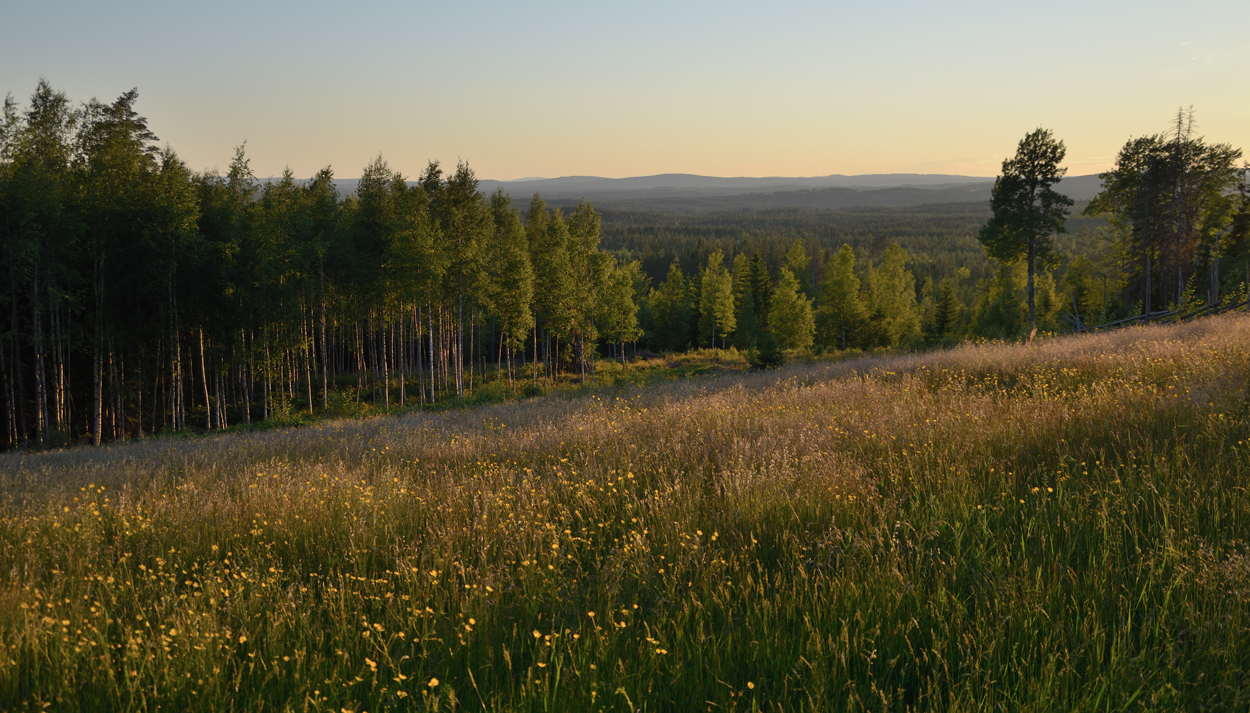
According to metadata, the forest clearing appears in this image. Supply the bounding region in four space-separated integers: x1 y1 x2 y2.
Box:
1 312 1248 711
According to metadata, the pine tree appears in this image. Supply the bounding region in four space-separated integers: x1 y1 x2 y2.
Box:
1085 113 1242 314
979 128 1073 327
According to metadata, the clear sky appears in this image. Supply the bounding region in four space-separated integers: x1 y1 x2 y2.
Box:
2 0 1247 180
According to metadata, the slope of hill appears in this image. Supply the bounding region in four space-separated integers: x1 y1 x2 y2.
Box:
2 314 1248 710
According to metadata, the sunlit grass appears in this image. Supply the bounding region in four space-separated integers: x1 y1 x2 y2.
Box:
2 314 1249 710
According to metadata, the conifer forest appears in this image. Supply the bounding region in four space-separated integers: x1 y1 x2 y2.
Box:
2 83 1247 450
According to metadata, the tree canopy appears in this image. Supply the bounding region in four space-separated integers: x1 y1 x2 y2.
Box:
978 128 1074 326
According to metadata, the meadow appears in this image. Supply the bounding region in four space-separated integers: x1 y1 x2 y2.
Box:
2 314 1249 712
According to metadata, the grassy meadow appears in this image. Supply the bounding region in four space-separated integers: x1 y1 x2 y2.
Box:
2 315 1250 711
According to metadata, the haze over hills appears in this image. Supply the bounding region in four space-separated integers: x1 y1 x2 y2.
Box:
317 173 1104 213
477 173 998 193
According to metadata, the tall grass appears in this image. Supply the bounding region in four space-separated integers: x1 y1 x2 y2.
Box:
2 314 1249 711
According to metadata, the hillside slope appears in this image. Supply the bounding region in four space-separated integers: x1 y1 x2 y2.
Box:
2 314 1248 710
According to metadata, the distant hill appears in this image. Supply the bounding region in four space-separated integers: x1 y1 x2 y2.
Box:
283 172 1104 213
477 172 997 194
478 173 1106 214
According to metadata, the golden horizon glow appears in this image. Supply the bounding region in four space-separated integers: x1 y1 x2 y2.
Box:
3 1 1247 182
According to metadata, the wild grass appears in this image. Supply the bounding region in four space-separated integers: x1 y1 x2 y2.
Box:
2 314 1249 711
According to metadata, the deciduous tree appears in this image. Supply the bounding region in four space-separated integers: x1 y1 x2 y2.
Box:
768 267 814 351
815 244 864 351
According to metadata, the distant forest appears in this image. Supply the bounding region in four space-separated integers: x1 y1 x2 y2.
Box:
2 82 1248 449
597 203 1108 310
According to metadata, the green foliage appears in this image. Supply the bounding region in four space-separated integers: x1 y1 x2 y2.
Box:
973 262 1025 337
487 191 534 355
767 267 814 352
746 328 784 370
597 258 643 351
973 261 1063 337
698 249 735 348
979 127 1074 326
6 81 1249 453
865 244 921 348
746 251 773 324
645 262 696 352
1061 253 1112 327
732 276 761 352
932 278 962 338
1085 111 1244 312
815 244 865 351
530 202 576 340
567 200 607 359
783 238 814 300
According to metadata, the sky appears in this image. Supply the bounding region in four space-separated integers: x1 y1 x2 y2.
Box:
2 0 1248 181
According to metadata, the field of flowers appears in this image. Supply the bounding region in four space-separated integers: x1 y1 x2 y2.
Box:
2 314 1250 711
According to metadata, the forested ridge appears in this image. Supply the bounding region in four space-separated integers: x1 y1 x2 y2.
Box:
2 83 1247 450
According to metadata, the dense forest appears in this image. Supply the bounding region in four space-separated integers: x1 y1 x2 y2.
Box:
597 203 1109 341
0 81 644 449
2 82 1248 449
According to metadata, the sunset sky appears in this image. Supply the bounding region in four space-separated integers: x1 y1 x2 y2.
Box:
3 0 1247 180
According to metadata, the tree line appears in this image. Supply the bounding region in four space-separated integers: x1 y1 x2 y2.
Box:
0 81 642 449
615 112 1249 350
979 114 1249 332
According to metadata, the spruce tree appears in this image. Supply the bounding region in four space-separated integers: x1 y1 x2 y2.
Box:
747 252 773 325
731 253 759 350
932 278 962 338
648 262 694 352
733 281 760 351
